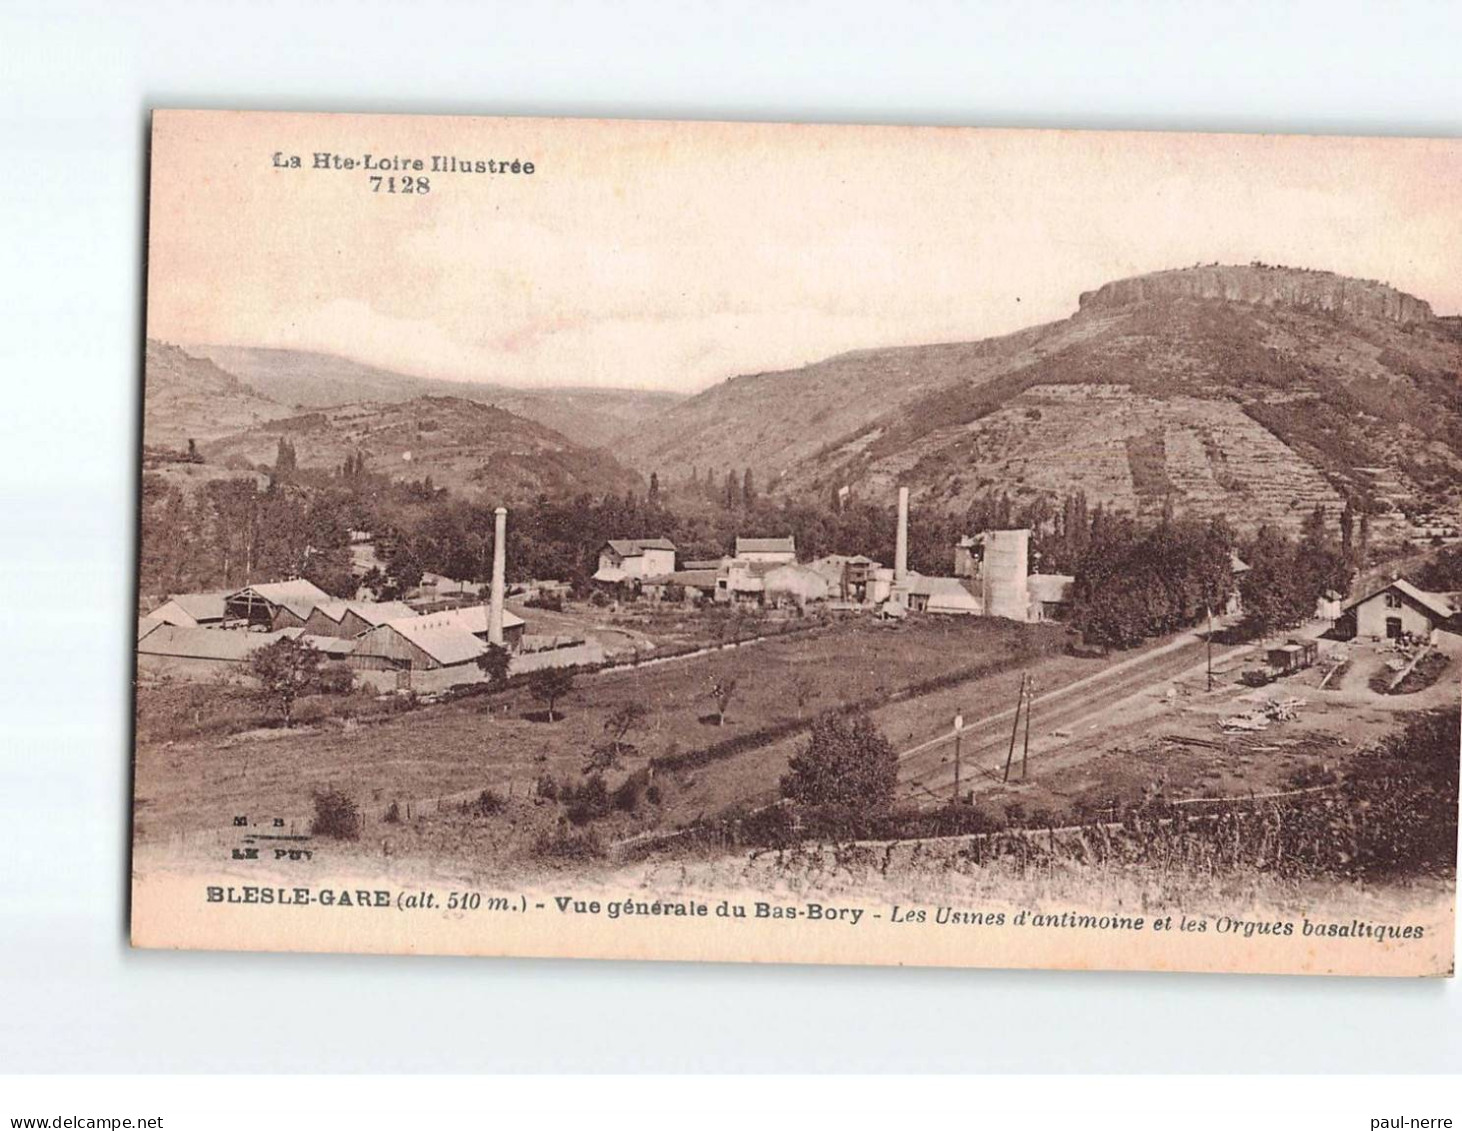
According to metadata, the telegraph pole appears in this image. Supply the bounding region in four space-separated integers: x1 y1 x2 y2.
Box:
1021 676 1034 780
1207 605 1214 692
952 710 964 805
1002 673 1026 783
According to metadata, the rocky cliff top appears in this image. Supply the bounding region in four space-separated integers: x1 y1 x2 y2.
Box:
1078 264 1434 324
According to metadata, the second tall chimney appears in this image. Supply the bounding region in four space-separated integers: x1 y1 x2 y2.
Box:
895 487 909 582
488 506 507 646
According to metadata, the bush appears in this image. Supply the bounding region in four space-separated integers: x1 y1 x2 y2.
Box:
781 712 897 813
611 774 647 813
535 773 559 801
533 824 605 861
383 800 401 824
564 774 611 825
310 788 361 840
469 788 505 817
315 663 355 695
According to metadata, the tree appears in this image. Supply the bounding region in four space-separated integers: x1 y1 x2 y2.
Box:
648 471 661 505
706 674 739 726
781 712 897 812
273 436 297 477
742 467 756 507
475 643 511 689
528 667 575 721
249 636 324 727
588 701 649 772
790 672 819 719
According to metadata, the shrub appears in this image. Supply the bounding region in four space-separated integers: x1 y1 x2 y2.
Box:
469 788 505 817
383 800 401 824
533 824 605 861
310 788 361 840
781 712 897 813
565 774 611 826
319 665 356 696
611 775 645 813
535 773 559 801
251 636 325 727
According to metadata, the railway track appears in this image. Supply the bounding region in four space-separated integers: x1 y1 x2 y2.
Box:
898 633 1252 804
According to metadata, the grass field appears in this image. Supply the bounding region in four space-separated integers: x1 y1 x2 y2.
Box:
133 614 1067 862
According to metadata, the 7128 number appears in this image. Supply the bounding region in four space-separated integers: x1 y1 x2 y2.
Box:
370 175 430 194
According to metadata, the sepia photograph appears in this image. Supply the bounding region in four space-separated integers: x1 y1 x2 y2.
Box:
130 109 1460 976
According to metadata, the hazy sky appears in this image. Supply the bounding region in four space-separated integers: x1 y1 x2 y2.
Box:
148 111 1462 394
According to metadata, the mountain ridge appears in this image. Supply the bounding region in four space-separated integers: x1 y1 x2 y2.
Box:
623 265 1462 535
185 342 682 449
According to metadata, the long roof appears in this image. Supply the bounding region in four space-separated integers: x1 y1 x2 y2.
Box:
904 574 973 598
379 615 486 667
229 579 331 617
736 536 796 554
436 605 526 634
605 538 676 555
137 625 284 662
158 590 230 621
310 599 418 627
1028 573 1076 602
1344 577 1455 620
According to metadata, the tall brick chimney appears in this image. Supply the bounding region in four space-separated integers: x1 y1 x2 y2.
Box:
895 487 909 582
488 506 507 646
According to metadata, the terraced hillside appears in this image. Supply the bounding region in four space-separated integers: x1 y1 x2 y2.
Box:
633 265 1462 534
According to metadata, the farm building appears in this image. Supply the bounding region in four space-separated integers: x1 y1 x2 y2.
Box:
808 555 882 602
763 563 832 609
650 569 720 603
302 600 417 639
1027 574 1075 621
439 603 526 648
594 538 677 584
137 625 356 680
353 615 485 672
145 589 231 628
734 536 797 564
225 579 332 629
715 559 777 605
952 535 981 579
353 605 526 672
903 575 982 615
1341 579 1455 642
137 625 283 679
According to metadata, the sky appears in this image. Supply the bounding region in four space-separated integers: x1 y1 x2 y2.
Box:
147 111 1462 394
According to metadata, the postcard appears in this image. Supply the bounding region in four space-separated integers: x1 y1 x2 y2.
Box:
132 109 1460 974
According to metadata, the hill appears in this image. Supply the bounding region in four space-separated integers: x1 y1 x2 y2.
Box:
186 343 681 449
142 340 292 449
201 395 644 502
627 265 1462 534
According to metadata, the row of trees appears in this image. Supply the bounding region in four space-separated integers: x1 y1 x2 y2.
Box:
139 474 357 599
1067 503 1359 651
373 491 968 593
1070 515 1235 651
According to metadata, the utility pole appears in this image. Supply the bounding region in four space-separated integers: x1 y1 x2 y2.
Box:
1207 605 1214 692
952 710 964 806
1002 673 1026 784
1021 676 1034 780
